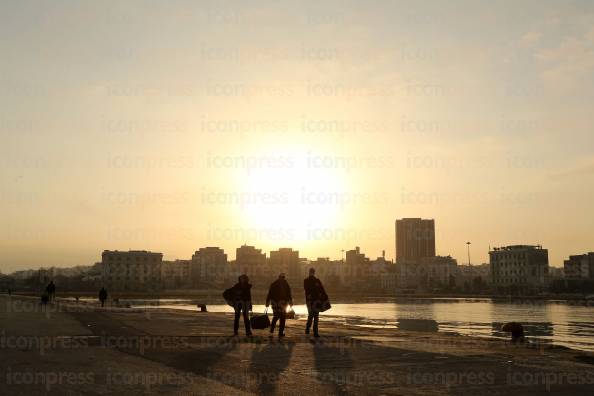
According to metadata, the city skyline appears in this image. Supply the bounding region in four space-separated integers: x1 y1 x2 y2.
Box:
2 225 580 274
0 210 588 273
3 1 594 272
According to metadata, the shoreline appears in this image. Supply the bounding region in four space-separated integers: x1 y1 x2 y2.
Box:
6 290 594 304
2 295 594 395
4 294 594 354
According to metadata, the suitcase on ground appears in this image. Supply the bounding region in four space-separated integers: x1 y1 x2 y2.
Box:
250 309 271 329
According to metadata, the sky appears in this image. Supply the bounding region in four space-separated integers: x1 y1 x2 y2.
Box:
1 0 594 272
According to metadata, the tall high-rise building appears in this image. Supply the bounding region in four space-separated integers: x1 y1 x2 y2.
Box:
395 218 436 261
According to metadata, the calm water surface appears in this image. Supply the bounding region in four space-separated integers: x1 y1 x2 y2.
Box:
125 298 594 352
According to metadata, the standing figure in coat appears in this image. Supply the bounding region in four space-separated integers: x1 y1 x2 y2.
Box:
266 273 292 337
46 281 56 302
98 287 108 307
231 274 253 336
304 267 327 337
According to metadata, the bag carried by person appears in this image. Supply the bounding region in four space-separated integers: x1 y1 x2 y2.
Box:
250 308 271 330
318 298 331 313
222 287 235 307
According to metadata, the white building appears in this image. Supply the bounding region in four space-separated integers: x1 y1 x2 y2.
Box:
490 245 549 291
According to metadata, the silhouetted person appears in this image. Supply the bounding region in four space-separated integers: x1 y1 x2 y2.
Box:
46 281 55 301
304 267 327 337
266 273 292 337
98 287 108 307
503 322 525 343
229 274 253 336
7 288 11 296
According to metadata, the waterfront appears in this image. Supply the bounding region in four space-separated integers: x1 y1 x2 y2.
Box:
125 298 594 352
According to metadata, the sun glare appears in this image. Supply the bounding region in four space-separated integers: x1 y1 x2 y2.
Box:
236 144 347 243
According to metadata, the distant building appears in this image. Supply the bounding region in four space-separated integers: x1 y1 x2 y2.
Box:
380 272 399 291
346 246 367 266
309 257 343 288
236 245 267 280
298 257 311 278
10 269 37 280
344 246 370 289
269 248 300 286
369 253 394 291
191 247 228 287
395 218 435 261
83 263 104 282
456 263 491 283
547 266 564 282
38 266 93 284
398 255 457 290
101 250 163 291
564 253 594 280
369 254 391 275
489 245 549 291
161 260 192 289
39 268 56 284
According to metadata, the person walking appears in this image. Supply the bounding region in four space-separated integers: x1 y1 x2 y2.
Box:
304 267 327 337
46 281 56 302
228 274 253 336
266 273 292 337
98 287 108 307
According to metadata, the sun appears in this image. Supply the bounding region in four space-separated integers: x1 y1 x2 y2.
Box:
235 144 347 243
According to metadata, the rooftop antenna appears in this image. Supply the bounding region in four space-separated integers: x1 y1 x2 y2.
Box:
466 241 471 266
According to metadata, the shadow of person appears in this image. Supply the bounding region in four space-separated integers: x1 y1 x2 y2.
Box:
181 336 243 377
249 339 295 395
312 339 354 395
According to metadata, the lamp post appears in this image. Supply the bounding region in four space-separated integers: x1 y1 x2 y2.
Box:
466 241 471 266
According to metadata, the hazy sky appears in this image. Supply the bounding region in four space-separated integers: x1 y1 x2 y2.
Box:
1 0 594 272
